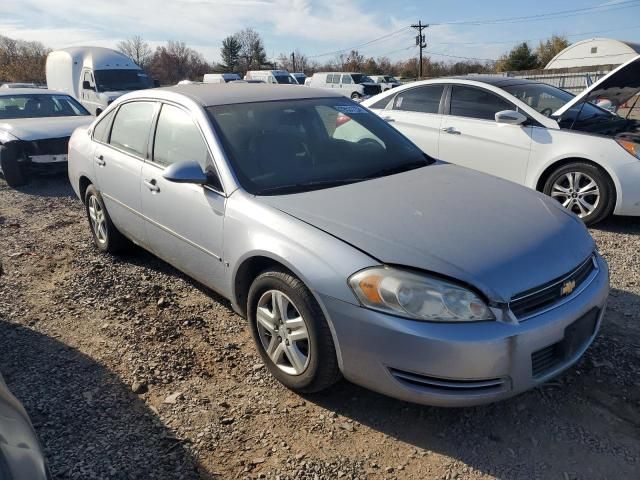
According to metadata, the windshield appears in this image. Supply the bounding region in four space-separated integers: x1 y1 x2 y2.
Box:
351 74 373 84
503 83 615 122
93 69 152 92
384 76 398 83
274 75 297 85
208 98 432 195
0 94 90 119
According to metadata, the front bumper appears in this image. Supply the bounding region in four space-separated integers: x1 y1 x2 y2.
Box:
613 158 640 216
321 254 609 407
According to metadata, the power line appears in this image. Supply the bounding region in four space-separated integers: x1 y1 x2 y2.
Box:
429 0 640 26
411 21 428 78
423 50 498 62
307 26 412 59
432 24 640 46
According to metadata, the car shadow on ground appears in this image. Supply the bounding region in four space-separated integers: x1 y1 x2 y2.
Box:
0 318 207 480
593 214 640 236
304 288 640 478
10 172 76 199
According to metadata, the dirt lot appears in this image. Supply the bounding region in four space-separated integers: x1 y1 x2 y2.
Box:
0 173 638 480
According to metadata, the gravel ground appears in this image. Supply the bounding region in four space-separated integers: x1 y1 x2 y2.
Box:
0 173 638 480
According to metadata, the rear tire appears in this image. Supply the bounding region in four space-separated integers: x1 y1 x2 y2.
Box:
84 184 130 253
247 268 341 394
0 144 28 187
543 162 615 226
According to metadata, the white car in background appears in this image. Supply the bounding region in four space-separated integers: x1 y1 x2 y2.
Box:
369 75 402 91
0 89 92 187
363 55 640 225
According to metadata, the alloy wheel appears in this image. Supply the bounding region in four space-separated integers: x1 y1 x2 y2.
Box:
88 195 108 244
550 171 600 218
256 290 310 376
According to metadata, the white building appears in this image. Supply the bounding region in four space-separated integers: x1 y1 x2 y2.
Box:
546 37 640 69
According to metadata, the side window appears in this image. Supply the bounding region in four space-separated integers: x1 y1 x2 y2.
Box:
450 85 514 120
92 109 115 143
109 101 155 157
331 74 340 84
393 85 444 114
368 96 393 110
341 75 353 85
83 71 94 87
153 104 211 169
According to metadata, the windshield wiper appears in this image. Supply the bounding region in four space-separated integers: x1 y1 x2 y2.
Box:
255 178 365 195
364 159 431 179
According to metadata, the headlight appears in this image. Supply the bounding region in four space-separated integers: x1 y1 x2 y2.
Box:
349 267 494 322
616 138 640 159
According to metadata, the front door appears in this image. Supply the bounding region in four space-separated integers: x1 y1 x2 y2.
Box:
94 100 157 244
438 85 532 184
141 102 226 290
80 70 101 115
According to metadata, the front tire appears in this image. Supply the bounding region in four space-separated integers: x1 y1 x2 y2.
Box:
543 162 615 225
84 185 130 253
0 144 28 187
350 92 362 100
247 268 341 393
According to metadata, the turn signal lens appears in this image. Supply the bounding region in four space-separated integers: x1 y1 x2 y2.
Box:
616 138 640 159
349 267 494 322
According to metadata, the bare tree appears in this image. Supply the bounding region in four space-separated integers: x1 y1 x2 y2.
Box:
0 35 49 83
117 35 152 69
149 41 210 85
235 28 267 73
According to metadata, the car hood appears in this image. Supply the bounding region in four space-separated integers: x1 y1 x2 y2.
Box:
256 163 594 302
0 116 93 141
553 54 640 117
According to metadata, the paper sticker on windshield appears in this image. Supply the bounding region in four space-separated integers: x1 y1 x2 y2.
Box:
335 105 366 114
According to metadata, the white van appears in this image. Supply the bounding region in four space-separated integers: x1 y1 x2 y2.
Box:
307 72 382 100
46 47 152 116
244 70 297 84
203 73 241 84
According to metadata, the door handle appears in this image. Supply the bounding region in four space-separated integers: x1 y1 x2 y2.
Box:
441 127 461 135
144 179 160 193
94 154 105 166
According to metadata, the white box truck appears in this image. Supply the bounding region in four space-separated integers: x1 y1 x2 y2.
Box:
46 46 153 116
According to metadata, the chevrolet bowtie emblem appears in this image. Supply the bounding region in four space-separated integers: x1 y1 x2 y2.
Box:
561 279 576 297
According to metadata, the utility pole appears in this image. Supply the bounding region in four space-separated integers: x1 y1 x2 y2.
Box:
411 21 428 79
291 51 296 72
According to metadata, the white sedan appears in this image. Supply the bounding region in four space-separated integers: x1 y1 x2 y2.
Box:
363 55 640 225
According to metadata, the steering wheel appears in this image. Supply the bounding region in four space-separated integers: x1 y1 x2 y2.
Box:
540 107 553 117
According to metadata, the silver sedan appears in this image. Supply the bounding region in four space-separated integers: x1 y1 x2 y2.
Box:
68 84 609 407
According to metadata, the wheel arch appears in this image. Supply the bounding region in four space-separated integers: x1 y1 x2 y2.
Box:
78 175 93 204
534 157 618 203
232 252 345 370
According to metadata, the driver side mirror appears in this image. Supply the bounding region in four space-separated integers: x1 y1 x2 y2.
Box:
495 110 527 125
163 161 208 185
82 80 94 90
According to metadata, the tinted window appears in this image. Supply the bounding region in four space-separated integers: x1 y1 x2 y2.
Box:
0 94 89 119
109 101 155 157
93 69 152 92
208 98 432 195
153 104 210 168
342 75 353 84
393 85 444 114
450 86 513 120
92 109 115 143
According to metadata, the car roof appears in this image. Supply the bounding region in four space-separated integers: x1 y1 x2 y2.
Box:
0 88 68 96
154 84 342 106
445 75 544 88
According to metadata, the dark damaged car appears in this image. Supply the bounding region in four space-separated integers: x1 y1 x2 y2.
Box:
0 89 92 187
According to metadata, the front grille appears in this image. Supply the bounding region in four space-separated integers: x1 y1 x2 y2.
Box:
510 256 596 319
24 136 70 156
389 368 508 394
531 307 599 377
363 85 382 96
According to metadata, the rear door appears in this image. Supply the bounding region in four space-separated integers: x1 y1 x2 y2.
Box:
439 84 532 184
371 84 445 158
94 100 156 244
140 102 226 290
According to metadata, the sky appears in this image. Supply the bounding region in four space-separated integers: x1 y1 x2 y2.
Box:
3 0 640 65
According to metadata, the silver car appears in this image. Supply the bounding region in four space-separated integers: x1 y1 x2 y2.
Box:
68 84 609 407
